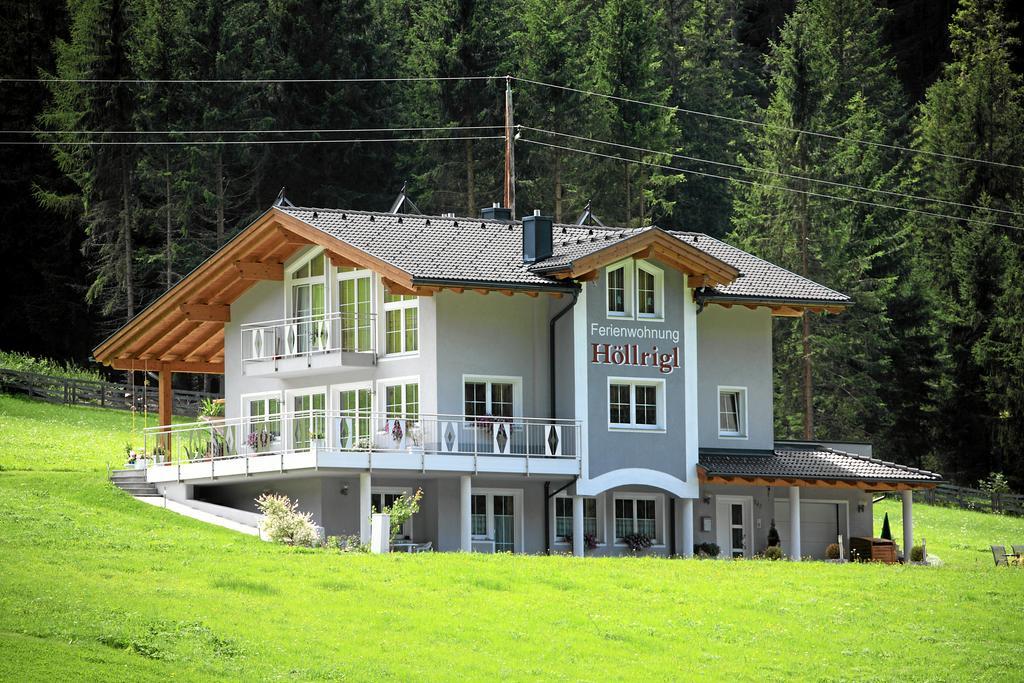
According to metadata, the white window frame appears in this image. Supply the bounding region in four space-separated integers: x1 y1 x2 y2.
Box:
284 386 328 450
635 261 664 321
607 377 666 431
605 258 664 322
284 248 329 315
550 493 605 547
371 486 415 540
336 266 375 352
331 380 374 448
382 291 419 357
605 258 634 319
717 385 748 439
461 374 523 419
240 391 284 446
376 376 420 422
470 488 525 553
612 492 665 547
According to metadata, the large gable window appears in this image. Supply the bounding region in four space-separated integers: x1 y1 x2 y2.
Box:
384 293 418 355
288 252 327 354
338 267 373 352
605 259 663 320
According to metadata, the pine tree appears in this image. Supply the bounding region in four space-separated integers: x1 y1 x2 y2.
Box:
911 0 1024 484
37 0 144 325
583 0 677 226
731 0 907 443
665 0 759 236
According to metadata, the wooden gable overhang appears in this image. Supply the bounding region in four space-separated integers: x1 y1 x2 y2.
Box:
541 228 741 289
696 467 938 492
91 208 421 373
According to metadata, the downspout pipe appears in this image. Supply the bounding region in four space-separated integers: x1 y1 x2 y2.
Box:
547 286 580 555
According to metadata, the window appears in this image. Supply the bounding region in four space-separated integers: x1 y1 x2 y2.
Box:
615 496 658 543
463 377 519 419
608 378 665 430
718 387 747 438
291 391 326 450
384 293 418 355
605 260 663 320
338 386 372 448
338 268 372 352
554 497 599 542
471 494 488 536
289 253 327 354
245 394 282 445
383 381 419 423
371 489 414 539
607 265 627 315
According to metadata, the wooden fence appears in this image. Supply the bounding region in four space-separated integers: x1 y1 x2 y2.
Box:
919 483 1024 516
0 368 221 418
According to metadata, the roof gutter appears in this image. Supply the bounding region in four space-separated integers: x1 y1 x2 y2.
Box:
694 291 853 308
410 278 576 294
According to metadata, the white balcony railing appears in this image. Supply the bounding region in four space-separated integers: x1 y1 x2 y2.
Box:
142 410 581 471
240 312 377 365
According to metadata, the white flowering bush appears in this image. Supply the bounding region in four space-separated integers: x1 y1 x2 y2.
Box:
255 493 318 547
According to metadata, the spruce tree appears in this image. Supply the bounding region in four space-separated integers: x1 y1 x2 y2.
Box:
731 0 906 443
911 0 1024 484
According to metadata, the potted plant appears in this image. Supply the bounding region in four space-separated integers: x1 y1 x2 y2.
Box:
310 431 326 449
563 532 600 552
247 428 273 453
622 532 653 553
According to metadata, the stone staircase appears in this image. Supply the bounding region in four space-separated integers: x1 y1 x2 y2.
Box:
110 469 160 497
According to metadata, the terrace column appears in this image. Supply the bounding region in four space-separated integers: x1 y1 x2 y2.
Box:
460 475 472 552
572 496 585 557
789 486 802 561
158 367 173 454
359 472 372 545
902 490 913 557
680 498 694 558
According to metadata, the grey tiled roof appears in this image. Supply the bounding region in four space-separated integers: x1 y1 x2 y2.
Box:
699 446 942 483
281 206 849 304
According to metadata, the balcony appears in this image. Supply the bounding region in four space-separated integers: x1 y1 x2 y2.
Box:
142 411 581 483
240 312 377 377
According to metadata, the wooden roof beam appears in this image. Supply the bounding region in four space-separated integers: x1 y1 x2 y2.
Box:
382 278 418 297
236 260 284 281
179 303 230 323
108 358 224 374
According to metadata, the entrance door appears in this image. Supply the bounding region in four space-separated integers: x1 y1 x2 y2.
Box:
715 496 751 558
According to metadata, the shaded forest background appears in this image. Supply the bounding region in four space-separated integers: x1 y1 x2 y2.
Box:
1 0 1022 488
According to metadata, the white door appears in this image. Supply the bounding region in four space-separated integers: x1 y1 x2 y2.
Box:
715 497 751 558
774 500 847 559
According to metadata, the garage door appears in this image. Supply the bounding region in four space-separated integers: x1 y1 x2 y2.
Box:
773 500 847 559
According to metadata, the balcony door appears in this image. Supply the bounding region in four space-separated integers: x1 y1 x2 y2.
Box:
470 489 523 553
290 390 326 451
288 253 326 355
337 385 372 449
338 268 372 352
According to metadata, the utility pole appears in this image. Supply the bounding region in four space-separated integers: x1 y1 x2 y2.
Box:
504 75 517 217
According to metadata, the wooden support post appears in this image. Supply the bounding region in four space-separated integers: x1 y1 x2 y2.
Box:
158 367 173 456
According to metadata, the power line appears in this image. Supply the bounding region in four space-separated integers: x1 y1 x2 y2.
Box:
0 134 505 146
521 126 1024 220
3 125 503 136
519 136 1024 232
0 75 499 85
512 76 1024 172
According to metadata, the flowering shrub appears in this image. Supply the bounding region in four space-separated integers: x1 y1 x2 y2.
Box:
374 488 423 542
256 493 318 547
327 534 367 553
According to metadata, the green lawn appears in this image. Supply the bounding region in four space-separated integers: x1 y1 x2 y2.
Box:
2 393 1023 681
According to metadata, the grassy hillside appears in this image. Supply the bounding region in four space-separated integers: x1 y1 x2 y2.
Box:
1 394 1023 681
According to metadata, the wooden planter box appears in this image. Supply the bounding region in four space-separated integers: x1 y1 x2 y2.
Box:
850 536 898 564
